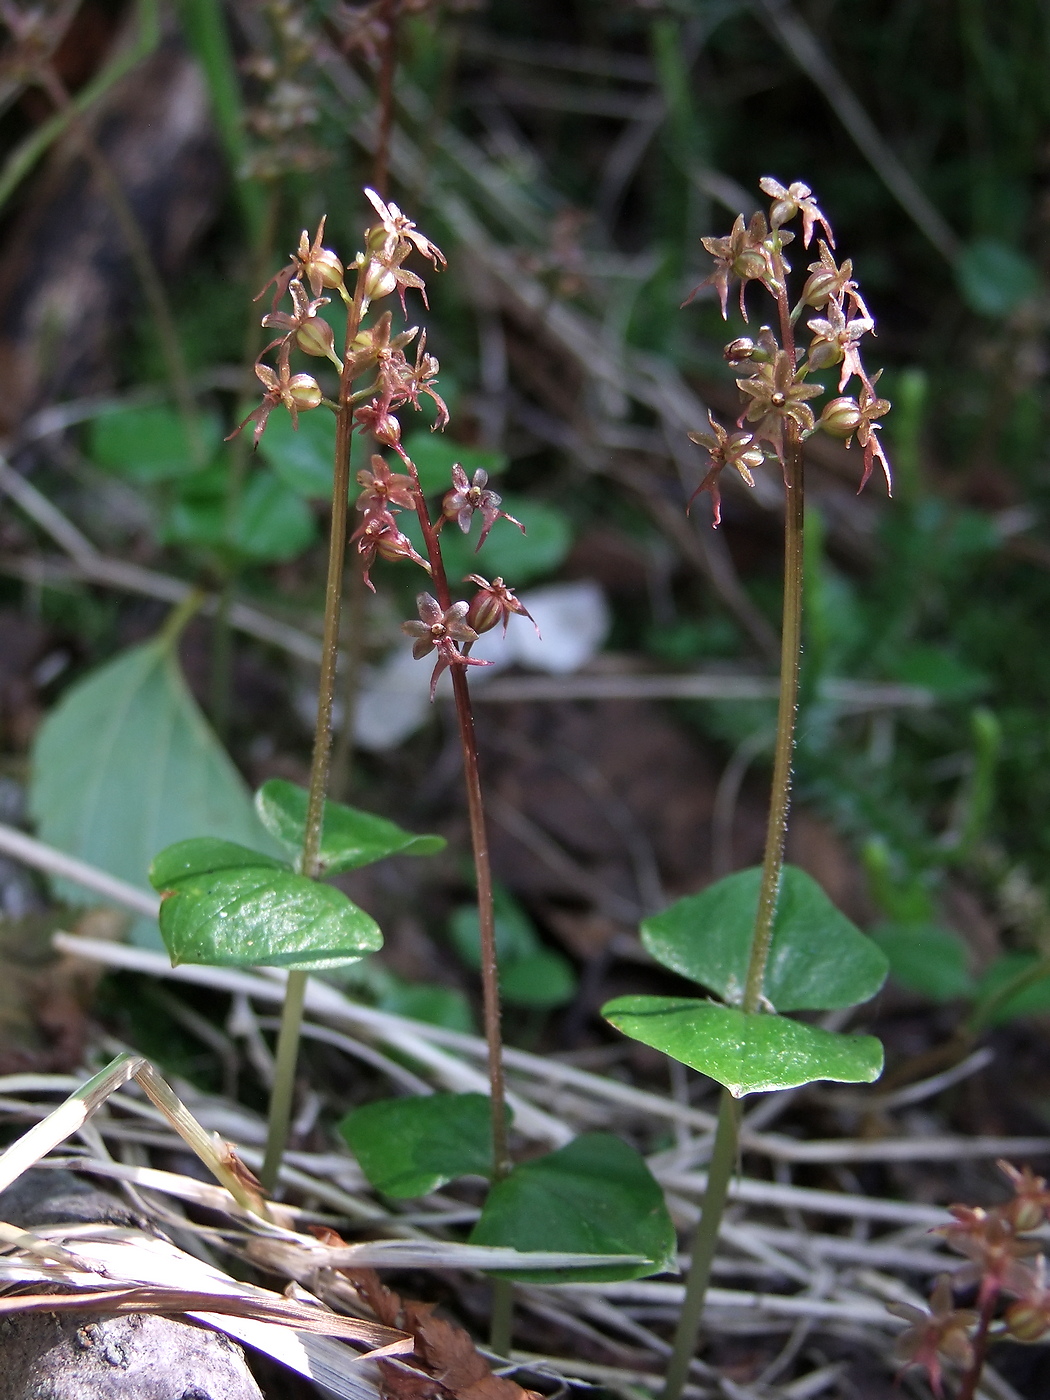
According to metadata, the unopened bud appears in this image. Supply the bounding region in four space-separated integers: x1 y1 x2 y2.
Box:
732 248 768 281
363 260 397 300
768 196 797 229
296 315 336 359
376 530 414 563
1006 1301 1050 1343
1008 1199 1046 1234
724 337 755 364
818 396 862 438
801 268 838 310
807 338 844 372
288 374 322 411
467 589 503 636
310 248 344 290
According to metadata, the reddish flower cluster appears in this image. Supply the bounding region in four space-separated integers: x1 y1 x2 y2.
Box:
683 177 891 524
890 1160 1050 1397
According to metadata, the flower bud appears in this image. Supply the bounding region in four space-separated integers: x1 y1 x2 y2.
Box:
1006 1301 1050 1344
309 248 344 290
732 248 768 282
801 267 838 310
807 338 844 373
296 315 336 359
818 396 862 438
467 589 504 636
362 260 397 301
288 374 322 411
768 195 797 229
724 337 755 364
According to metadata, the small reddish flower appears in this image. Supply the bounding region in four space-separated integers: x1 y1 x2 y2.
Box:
227 348 323 446
442 465 524 549
999 1160 1050 1233
687 211 788 320
759 177 834 248
736 350 823 462
687 411 766 526
350 513 429 591
401 592 489 698
355 455 416 518
465 574 539 639
262 278 341 368
937 1203 1039 1305
255 215 345 312
356 188 446 314
806 299 873 391
800 241 871 320
819 381 892 493
889 1275 977 1399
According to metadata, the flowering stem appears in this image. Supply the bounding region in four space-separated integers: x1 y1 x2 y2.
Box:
261 286 366 1195
665 281 805 1400
402 460 513 1351
956 1287 999 1400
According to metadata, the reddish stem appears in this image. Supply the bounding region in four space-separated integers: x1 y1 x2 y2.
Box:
956 1286 999 1400
400 451 510 1183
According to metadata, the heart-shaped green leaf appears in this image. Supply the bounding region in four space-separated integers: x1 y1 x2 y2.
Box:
602 997 883 1096
150 839 382 970
89 405 222 482
641 866 888 1011
259 405 337 498
30 636 277 948
255 779 445 874
469 1133 676 1283
340 1092 507 1197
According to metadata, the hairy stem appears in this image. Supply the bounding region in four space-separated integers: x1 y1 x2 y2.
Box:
661 1089 739 1400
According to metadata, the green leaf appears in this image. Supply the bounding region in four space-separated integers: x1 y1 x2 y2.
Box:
870 923 975 1002
340 1092 505 1197
149 836 286 887
259 406 337 498
957 239 1040 317
973 953 1050 1026
89 405 222 482
400 431 507 497
30 636 276 948
232 470 316 561
501 950 577 1008
469 1133 676 1283
448 889 538 968
641 866 888 1012
377 980 476 1033
151 845 382 970
602 997 884 1096
255 779 445 874
163 494 227 550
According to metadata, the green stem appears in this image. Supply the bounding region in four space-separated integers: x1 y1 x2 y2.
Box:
664 284 805 1400
489 1277 514 1359
743 414 805 1015
260 275 366 1195
661 1089 739 1400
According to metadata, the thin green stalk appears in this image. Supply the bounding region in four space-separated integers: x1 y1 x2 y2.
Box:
663 287 805 1400
661 1089 739 1400
260 279 366 1194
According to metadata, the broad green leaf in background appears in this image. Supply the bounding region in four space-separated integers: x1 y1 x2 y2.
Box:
400 430 507 496
641 866 888 1012
957 239 1040 318
259 406 337 499
232 470 316 561
602 997 884 1096
871 923 975 1002
150 836 381 969
340 1092 506 1197
30 635 276 947
377 980 475 1033
972 952 1050 1027
255 778 445 874
448 887 577 1008
469 1133 676 1283
89 405 222 482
